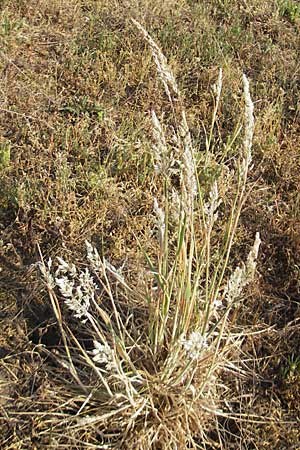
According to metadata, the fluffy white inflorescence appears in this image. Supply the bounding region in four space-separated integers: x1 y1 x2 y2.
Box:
39 258 55 289
212 68 223 101
242 74 254 154
246 231 261 275
204 181 222 227
63 287 91 321
131 19 179 100
151 110 169 175
103 258 126 284
180 110 197 214
55 276 74 298
86 241 126 284
170 188 184 223
92 340 116 371
181 331 208 360
240 74 254 179
56 256 77 277
225 232 261 303
55 258 96 322
86 240 102 272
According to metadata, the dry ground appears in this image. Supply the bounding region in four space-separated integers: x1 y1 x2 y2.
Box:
0 0 300 448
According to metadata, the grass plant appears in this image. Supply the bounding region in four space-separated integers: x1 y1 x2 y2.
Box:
1 1 300 449
37 21 261 449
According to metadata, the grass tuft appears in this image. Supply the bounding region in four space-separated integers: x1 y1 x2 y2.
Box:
1 1 300 448
36 21 262 449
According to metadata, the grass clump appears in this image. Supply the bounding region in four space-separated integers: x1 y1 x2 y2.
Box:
1 1 300 448
37 21 261 449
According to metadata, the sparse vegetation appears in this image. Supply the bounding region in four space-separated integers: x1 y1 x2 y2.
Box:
0 1 299 449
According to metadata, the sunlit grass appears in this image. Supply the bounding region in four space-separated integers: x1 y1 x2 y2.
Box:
37 21 262 449
1 1 300 449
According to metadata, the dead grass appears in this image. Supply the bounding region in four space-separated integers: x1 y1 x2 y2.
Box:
0 0 300 448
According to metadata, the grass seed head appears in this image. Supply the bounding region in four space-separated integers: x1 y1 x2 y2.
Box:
225 232 261 304
86 240 102 272
240 74 254 179
92 341 116 371
132 19 179 99
181 331 208 360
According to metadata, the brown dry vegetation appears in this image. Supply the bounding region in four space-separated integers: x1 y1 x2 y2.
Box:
0 0 300 448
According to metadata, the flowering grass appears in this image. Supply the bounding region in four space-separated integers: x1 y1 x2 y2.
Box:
37 21 263 449
1 0 300 448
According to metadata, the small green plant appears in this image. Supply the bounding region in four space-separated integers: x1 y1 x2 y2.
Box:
282 354 300 380
0 140 10 169
279 0 300 23
0 10 25 40
39 20 261 449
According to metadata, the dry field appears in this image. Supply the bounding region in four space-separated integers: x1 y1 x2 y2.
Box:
0 0 300 448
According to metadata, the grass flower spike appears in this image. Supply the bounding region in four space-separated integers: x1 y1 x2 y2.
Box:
225 232 261 304
181 331 208 360
92 341 116 371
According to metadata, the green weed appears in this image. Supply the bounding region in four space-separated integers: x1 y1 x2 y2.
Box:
279 0 300 23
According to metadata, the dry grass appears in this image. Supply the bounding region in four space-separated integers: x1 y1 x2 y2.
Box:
0 0 300 448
